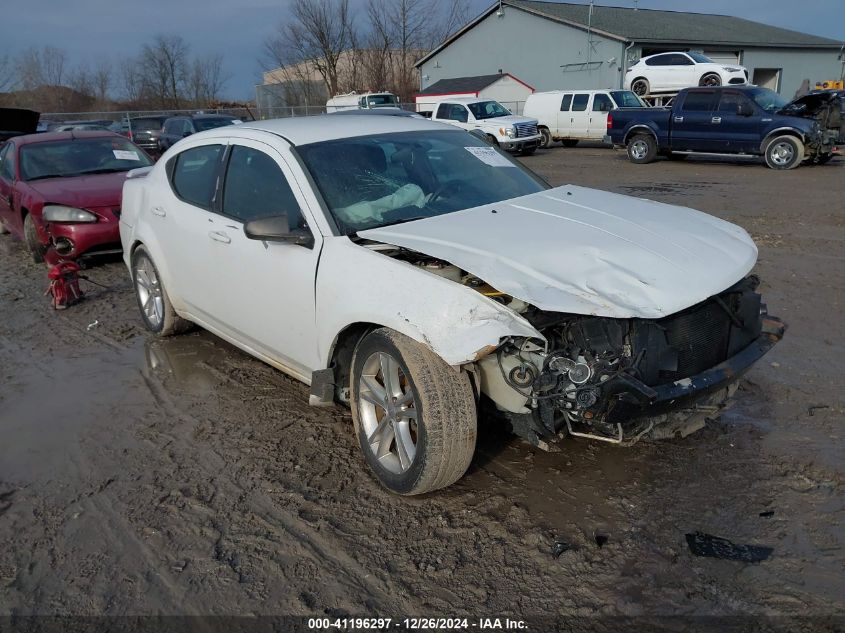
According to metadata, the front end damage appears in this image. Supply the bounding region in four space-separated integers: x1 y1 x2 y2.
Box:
478 276 785 446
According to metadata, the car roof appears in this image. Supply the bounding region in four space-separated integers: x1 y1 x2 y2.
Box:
191 115 456 146
531 89 613 96
13 130 124 145
434 97 497 104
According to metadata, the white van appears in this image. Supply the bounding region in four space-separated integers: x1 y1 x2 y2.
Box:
523 90 646 148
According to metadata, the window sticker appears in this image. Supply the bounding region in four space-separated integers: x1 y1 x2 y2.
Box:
113 150 140 160
464 146 515 167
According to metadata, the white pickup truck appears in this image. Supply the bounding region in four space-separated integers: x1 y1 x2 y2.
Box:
430 98 541 155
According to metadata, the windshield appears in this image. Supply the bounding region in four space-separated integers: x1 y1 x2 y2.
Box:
610 90 647 108
467 101 511 120
20 137 152 181
749 88 790 113
687 52 713 64
194 118 235 131
366 94 399 107
297 130 548 235
131 118 166 131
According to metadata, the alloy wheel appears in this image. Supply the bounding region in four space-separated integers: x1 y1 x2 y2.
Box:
134 254 164 329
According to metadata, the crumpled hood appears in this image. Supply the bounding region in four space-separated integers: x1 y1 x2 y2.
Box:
28 172 126 208
358 185 758 319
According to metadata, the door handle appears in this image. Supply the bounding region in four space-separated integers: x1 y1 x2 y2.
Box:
208 231 231 244
150 206 166 217
674 116 684 123
711 117 722 124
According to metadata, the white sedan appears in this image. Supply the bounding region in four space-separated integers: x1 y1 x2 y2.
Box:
119 116 782 495
626 52 748 96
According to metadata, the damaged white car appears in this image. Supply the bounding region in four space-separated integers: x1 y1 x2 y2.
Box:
119 116 784 495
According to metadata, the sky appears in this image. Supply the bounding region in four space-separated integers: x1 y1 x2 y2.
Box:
3 0 844 101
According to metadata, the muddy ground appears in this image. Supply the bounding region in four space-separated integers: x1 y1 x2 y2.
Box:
1 147 843 629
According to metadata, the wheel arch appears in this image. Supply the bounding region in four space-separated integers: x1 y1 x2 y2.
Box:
760 128 806 153
623 124 659 145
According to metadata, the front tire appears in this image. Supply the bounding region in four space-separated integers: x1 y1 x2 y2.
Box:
131 245 190 336
764 135 804 170
626 133 658 164
700 73 722 87
23 213 46 263
539 127 551 149
350 328 477 495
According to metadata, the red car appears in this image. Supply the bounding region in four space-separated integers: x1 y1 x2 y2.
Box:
0 131 153 262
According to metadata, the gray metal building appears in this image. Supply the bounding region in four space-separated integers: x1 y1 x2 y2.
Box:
416 1 844 97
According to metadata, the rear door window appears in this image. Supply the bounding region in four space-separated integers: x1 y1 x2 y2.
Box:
681 91 716 111
571 94 589 111
646 54 672 66
717 92 747 113
169 144 224 209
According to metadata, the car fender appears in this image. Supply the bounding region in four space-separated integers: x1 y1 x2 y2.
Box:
623 123 660 145
315 236 544 368
760 126 808 153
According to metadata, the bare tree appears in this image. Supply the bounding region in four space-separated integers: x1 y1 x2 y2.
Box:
17 46 68 90
0 54 16 93
140 35 190 109
264 0 354 98
93 60 112 103
67 63 94 97
118 56 144 105
188 54 228 105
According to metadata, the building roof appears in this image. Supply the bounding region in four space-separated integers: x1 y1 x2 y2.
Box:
417 73 508 96
417 1 843 67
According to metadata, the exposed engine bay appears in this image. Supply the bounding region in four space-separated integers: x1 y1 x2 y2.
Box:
781 91 844 151
369 242 785 447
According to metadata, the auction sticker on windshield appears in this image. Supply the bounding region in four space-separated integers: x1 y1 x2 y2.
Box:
465 147 515 167
113 150 140 160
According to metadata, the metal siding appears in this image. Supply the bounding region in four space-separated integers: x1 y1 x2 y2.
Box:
419 10 627 95
741 48 844 96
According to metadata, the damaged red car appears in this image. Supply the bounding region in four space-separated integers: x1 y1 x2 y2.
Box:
0 131 152 262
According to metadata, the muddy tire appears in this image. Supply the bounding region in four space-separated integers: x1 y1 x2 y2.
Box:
631 77 649 96
131 245 190 336
699 73 722 87
350 328 477 495
764 135 804 170
485 134 499 147
539 127 551 149
561 139 579 148
0 218 9 234
627 133 658 164
23 213 46 263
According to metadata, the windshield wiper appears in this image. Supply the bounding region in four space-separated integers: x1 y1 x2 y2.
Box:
73 168 128 175
25 173 72 181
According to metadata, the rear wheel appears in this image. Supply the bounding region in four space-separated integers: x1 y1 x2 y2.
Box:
764 135 804 170
631 78 650 96
23 214 46 263
626 134 658 164
700 73 722 87
131 245 191 336
350 328 477 495
539 127 552 149
561 139 579 148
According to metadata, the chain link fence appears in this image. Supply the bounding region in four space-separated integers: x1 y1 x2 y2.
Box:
42 101 527 125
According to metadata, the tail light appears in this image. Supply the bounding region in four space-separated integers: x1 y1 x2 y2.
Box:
607 113 613 130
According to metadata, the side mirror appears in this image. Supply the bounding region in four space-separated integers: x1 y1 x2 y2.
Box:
244 213 314 248
737 102 754 117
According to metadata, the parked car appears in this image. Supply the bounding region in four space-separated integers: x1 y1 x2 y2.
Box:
127 116 169 154
429 97 541 154
523 89 647 148
626 52 748 96
119 116 783 495
606 86 842 169
0 108 39 144
326 91 400 112
0 131 153 261
158 114 238 151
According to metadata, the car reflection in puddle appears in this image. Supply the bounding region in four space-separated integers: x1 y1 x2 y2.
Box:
143 331 239 395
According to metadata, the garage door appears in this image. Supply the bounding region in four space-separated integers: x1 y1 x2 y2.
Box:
703 50 741 65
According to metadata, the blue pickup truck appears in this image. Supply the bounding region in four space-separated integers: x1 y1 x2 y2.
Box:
606 86 842 169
